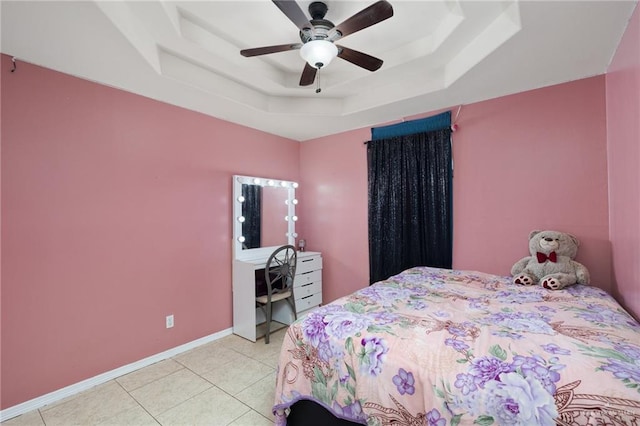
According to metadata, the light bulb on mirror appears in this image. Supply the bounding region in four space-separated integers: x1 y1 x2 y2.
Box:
238 236 245 243
237 216 245 223
237 196 245 203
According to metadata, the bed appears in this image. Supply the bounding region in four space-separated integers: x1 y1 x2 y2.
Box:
273 267 640 425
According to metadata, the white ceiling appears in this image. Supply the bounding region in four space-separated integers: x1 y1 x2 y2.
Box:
1 1 637 141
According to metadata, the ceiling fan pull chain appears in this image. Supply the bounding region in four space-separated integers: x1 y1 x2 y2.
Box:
316 66 322 93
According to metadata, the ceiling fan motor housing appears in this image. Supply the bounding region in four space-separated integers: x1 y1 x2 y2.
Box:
309 2 328 19
300 2 335 43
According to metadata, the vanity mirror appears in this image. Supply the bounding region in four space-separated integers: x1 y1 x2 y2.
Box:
233 175 298 260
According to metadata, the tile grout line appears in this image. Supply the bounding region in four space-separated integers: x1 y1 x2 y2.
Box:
3 330 288 426
113 380 160 426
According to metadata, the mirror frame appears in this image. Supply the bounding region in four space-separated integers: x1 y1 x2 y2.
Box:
232 175 298 261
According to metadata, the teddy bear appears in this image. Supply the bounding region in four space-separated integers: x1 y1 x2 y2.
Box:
511 230 590 290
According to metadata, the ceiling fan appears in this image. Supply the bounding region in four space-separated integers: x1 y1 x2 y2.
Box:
240 1 394 91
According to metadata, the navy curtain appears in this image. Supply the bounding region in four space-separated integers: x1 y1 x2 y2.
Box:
368 112 453 284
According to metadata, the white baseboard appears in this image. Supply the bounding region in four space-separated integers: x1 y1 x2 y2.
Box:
0 327 233 422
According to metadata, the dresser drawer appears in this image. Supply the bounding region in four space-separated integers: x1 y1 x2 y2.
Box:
296 291 322 312
295 269 321 286
295 281 322 299
296 255 322 274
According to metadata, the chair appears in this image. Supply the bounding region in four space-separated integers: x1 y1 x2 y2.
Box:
256 245 297 344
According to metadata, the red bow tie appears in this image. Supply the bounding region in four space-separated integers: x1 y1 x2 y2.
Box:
537 251 557 263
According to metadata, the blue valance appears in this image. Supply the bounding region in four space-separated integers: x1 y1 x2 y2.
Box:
371 111 451 140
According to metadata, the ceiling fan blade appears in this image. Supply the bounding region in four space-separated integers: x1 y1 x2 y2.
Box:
272 0 313 31
337 46 383 71
241 43 302 57
332 1 393 39
299 63 317 86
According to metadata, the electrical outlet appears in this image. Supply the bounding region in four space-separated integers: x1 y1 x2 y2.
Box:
166 314 174 329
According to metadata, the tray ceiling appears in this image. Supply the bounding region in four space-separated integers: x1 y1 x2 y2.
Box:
1 1 637 141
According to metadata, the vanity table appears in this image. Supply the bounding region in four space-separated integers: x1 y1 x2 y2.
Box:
231 175 323 342
233 249 322 341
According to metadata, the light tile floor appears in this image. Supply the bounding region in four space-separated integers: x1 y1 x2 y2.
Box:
2 327 288 426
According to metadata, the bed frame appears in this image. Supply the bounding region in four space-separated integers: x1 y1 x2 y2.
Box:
286 401 361 426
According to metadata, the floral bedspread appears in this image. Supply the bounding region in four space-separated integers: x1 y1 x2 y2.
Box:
273 267 640 426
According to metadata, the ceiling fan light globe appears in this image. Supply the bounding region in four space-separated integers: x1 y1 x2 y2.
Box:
300 40 338 69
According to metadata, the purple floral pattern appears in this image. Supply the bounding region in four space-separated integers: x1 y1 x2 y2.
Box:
392 368 415 395
273 267 640 426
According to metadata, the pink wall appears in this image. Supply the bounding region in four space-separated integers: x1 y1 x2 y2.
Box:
606 4 640 321
452 77 609 286
0 55 299 409
298 128 371 302
301 76 610 302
